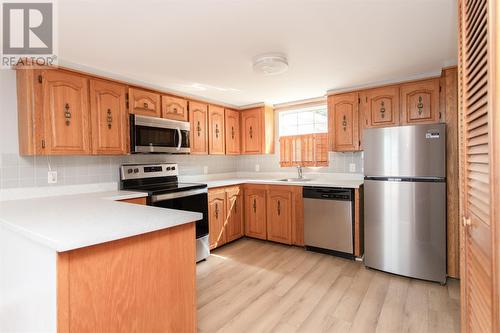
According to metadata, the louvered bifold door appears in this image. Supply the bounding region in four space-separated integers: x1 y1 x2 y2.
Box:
458 0 498 332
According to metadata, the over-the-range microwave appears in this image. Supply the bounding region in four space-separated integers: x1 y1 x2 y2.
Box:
130 114 190 154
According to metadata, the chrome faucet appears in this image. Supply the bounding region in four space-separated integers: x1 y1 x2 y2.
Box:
297 166 303 179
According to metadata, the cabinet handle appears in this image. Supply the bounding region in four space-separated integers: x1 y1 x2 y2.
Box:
277 200 281 216
64 103 71 126
107 109 113 129
234 200 237 214
215 203 219 219
249 126 253 139
417 96 424 115
215 124 220 138
197 121 201 137
380 101 386 119
342 115 347 131
144 102 149 109
231 126 235 139
253 198 256 213
173 107 178 113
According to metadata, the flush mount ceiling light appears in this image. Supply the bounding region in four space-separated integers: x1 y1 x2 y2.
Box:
253 53 289 76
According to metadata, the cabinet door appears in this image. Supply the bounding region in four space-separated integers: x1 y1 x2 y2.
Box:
208 190 226 250
328 92 360 152
244 189 267 240
241 109 262 154
41 70 90 155
225 109 241 155
225 187 244 242
129 88 161 117
266 189 292 245
162 95 188 121
400 78 441 124
189 101 208 154
208 105 225 154
90 79 128 155
362 86 399 128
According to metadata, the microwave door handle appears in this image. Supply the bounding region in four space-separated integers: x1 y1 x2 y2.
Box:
177 128 182 150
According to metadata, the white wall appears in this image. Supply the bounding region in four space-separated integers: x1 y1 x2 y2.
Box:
0 70 20 154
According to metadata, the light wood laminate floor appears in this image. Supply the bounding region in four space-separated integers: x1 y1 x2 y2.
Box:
197 238 460 333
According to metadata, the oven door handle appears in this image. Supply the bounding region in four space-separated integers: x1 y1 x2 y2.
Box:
151 188 207 202
176 128 182 151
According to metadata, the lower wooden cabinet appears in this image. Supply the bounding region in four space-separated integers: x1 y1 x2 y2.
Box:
243 184 304 246
208 186 244 250
266 189 292 245
225 186 244 242
244 187 267 240
208 188 226 249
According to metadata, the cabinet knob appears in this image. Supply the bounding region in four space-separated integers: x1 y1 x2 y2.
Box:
342 115 347 131
215 124 219 138
144 102 149 109
277 200 281 216
417 96 424 115
253 198 256 213
64 103 71 126
107 109 113 129
197 121 201 136
249 126 253 139
231 126 235 139
380 101 386 119
215 203 219 219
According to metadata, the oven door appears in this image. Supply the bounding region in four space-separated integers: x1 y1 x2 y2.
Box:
130 114 190 154
151 189 209 239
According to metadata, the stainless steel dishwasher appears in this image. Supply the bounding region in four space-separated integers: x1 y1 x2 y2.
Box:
303 187 354 259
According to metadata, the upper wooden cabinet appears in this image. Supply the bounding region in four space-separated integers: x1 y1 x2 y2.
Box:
189 101 209 154
208 189 226 250
361 86 400 128
128 88 161 118
400 78 441 124
225 109 241 155
208 105 225 155
328 92 360 152
161 95 188 121
241 105 274 155
266 189 292 245
244 187 267 240
90 79 128 155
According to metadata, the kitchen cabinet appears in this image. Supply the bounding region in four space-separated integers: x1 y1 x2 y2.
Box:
400 78 441 124
361 86 400 128
118 197 147 205
328 92 360 152
90 79 128 155
128 88 161 117
225 186 244 242
225 109 241 154
266 189 292 245
208 105 225 154
40 70 91 155
244 187 267 240
208 189 226 249
189 101 209 154
161 95 188 121
241 105 274 154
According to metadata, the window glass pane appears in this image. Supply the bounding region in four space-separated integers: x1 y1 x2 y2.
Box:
278 104 328 136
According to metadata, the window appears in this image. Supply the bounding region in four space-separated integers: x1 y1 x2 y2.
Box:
278 105 328 136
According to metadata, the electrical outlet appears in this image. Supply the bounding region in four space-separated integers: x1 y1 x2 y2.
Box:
255 164 260 172
203 166 208 174
349 163 356 173
47 171 57 184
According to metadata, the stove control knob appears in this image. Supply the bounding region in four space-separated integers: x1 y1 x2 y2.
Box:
171 166 176 170
166 167 171 171
127 168 133 174
133 168 139 173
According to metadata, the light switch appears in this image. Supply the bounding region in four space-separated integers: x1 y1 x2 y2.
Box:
48 171 57 184
349 163 356 173
255 164 260 172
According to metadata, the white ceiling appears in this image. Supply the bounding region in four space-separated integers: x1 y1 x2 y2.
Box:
58 0 457 107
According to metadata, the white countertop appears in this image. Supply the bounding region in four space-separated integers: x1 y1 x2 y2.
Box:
0 190 202 252
201 178 364 189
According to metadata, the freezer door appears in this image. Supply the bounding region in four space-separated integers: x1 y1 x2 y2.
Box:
363 124 446 178
364 179 446 283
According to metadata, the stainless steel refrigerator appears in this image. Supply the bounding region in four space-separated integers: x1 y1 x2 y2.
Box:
363 123 446 283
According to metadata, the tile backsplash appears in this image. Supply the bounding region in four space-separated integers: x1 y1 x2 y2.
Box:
0 151 362 189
